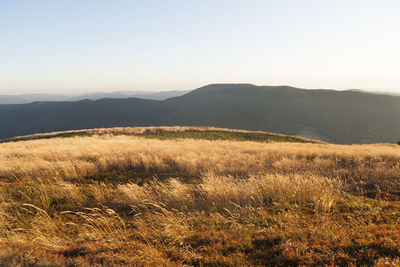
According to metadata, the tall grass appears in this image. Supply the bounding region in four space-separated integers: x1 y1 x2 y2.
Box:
0 135 398 191
0 131 399 265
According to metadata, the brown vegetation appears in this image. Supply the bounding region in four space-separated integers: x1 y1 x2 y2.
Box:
0 128 400 266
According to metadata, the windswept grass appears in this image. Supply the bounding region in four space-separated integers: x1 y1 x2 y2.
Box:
0 130 399 265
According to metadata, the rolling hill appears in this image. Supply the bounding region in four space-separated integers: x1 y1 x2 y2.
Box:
0 126 319 144
1 84 400 144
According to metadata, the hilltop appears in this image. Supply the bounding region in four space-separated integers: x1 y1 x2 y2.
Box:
0 126 320 144
1 84 400 144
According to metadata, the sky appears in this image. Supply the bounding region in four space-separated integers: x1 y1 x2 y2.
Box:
0 0 400 94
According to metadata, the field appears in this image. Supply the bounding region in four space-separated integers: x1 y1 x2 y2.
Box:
0 127 400 266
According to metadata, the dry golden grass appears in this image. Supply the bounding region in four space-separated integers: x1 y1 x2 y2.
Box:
0 128 400 266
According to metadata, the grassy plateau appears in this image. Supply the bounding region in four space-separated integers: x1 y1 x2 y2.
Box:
0 127 400 266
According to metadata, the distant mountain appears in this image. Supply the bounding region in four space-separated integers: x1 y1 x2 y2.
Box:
346 89 400 96
0 90 189 104
0 94 70 104
66 90 190 101
1 84 400 144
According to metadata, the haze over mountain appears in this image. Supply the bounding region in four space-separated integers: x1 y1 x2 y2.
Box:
0 90 190 104
0 84 399 144
346 89 400 96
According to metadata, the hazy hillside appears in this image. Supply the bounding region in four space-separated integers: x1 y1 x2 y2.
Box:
0 90 189 104
66 90 190 101
160 84 400 143
0 93 70 104
1 84 400 144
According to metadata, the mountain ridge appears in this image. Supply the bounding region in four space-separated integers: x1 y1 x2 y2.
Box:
1 84 399 144
0 89 190 104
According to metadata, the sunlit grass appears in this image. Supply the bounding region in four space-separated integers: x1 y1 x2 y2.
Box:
0 127 400 265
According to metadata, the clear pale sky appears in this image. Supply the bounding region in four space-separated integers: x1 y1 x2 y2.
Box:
1 0 399 94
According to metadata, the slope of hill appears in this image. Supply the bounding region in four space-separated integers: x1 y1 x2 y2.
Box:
0 126 320 144
0 84 400 144
1 132 400 265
